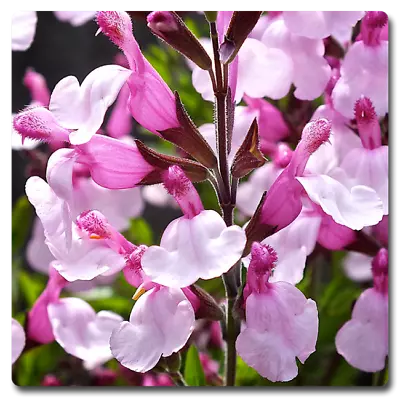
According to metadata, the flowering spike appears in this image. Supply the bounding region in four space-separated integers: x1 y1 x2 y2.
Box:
354 97 382 149
147 11 212 70
13 106 70 145
162 166 204 218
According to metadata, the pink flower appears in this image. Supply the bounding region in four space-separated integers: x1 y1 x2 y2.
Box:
282 11 364 39
96 11 179 135
48 65 131 144
48 297 123 369
110 286 195 373
260 16 331 100
335 249 388 372
237 243 318 382
27 265 68 344
340 98 388 214
332 12 388 118
25 176 127 281
53 11 97 26
12 11 37 51
12 319 26 364
141 166 246 288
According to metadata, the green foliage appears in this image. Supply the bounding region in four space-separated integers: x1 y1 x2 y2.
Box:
124 217 154 246
184 345 206 386
12 196 33 255
18 270 46 309
13 342 65 386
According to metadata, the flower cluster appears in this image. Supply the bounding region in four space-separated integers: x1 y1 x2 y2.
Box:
12 11 388 386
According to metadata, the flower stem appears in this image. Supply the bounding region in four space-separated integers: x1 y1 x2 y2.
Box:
209 20 240 386
170 371 188 386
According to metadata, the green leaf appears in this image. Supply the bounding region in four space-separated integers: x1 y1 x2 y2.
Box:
12 196 33 254
184 345 206 386
13 342 64 386
18 270 46 308
124 218 153 246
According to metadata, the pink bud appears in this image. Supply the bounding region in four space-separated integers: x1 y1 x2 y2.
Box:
147 11 179 34
162 165 204 218
361 11 388 47
41 375 62 386
23 68 50 106
13 106 70 145
372 248 388 294
27 265 68 344
354 97 382 149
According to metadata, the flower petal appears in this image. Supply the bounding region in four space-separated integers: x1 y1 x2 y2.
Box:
110 287 194 372
12 318 26 364
341 147 388 215
141 210 246 288
70 65 132 144
12 11 37 51
335 288 388 372
48 297 123 369
297 174 384 230
342 252 373 282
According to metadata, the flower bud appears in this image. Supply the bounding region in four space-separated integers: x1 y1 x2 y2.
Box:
23 68 50 106
147 11 212 70
41 375 62 386
220 11 262 63
372 248 388 294
185 285 224 321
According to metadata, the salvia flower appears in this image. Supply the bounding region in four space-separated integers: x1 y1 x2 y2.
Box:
141 166 246 288
335 249 388 372
110 286 195 373
237 242 318 382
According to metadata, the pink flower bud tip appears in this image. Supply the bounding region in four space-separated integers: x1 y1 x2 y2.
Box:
302 118 332 154
96 11 132 48
147 11 178 33
354 96 377 125
76 210 111 239
162 165 192 199
365 11 388 29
